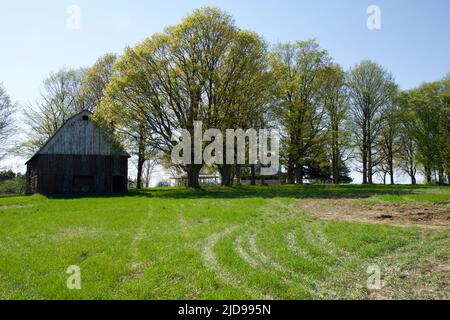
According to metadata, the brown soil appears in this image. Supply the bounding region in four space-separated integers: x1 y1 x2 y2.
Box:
296 199 450 230
422 262 450 274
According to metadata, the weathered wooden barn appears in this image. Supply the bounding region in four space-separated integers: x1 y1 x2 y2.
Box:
26 110 129 195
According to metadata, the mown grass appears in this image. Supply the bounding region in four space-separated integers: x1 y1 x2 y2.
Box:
0 185 448 299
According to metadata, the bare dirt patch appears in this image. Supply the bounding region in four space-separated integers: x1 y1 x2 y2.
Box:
296 199 450 230
422 262 450 274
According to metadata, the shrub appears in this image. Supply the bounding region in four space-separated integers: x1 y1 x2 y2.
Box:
156 180 170 187
0 174 27 195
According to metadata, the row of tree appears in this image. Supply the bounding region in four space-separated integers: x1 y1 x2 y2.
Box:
1 8 448 188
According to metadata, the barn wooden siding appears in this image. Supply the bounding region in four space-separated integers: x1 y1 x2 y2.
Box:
26 111 129 195
39 113 122 156
27 155 128 194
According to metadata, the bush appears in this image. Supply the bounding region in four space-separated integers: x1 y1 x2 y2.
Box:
156 180 170 187
0 175 27 195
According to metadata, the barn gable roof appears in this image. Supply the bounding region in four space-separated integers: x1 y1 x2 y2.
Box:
26 110 129 164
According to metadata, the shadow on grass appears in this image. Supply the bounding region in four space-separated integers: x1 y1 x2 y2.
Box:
40 184 440 200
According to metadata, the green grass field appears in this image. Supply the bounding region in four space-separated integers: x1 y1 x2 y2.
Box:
0 185 448 300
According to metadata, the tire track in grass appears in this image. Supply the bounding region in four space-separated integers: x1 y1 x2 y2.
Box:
237 200 334 297
203 199 357 299
314 228 350 261
232 229 308 298
234 229 316 297
299 225 370 298
285 227 356 298
122 209 155 283
262 199 447 299
248 231 285 272
235 234 260 269
285 230 312 259
263 200 355 296
128 224 147 279
246 229 337 299
201 227 271 299
301 225 344 262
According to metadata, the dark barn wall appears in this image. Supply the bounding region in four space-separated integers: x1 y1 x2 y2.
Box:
26 111 129 195
27 155 128 195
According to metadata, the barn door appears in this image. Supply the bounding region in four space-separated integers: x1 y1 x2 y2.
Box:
113 176 125 193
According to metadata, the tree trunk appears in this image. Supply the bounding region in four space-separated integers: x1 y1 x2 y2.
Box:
287 155 295 184
250 164 256 185
295 165 304 185
261 173 266 186
409 156 416 185
332 128 339 184
332 151 339 184
424 166 432 184
367 149 373 185
136 136 145 189
438 167 444 185
235 165 241 186
186 164 202 188
362 121 368 185
362 149 368 184
145 164 150 188
389 158 394 185
287 165 295 184
219 164 233 187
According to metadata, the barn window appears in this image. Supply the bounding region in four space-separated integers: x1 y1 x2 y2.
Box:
82 115 89 121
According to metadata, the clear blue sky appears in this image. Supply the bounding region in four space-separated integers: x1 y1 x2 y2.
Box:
1 0 449 106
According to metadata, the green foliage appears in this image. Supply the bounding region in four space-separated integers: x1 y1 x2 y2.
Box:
397 77 450 183
0 173 26 195
347 60 398 184
270 40 332 182
78 53 117 112
95 7 271 187
21 54 117 156
22 68 86 154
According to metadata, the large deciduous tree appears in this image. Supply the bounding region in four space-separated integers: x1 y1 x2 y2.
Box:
23 55 117 155
398 78 450 184
97 7 270 188
378 101 400 184
23 68 85 153
321 64 351 184
78 53 117 112
347 60 397 184
396 99 418 185
270 40 330 184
